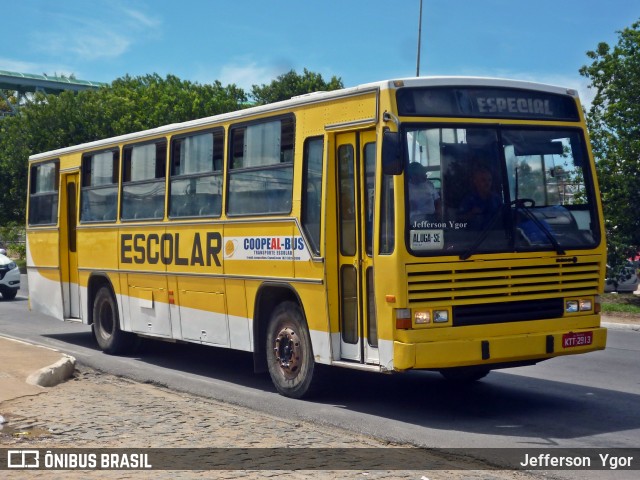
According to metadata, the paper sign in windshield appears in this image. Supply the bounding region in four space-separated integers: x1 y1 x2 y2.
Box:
410 229 444 251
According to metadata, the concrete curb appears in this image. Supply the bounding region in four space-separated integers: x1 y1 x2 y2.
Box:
602 321 640 331
26 355 76 388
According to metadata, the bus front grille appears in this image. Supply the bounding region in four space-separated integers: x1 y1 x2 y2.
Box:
406 255 602 325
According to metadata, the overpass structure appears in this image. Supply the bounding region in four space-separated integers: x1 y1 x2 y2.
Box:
0 70 106 117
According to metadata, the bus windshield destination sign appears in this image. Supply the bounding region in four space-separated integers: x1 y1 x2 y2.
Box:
396 86 580 121
476 96 553 116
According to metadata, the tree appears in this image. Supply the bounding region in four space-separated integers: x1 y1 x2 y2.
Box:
580 20 640 274
0 69 339 225
0 90 17 116
0 74 247 225
250 68 343 105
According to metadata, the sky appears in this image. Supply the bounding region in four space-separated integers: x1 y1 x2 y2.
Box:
2 0 640 106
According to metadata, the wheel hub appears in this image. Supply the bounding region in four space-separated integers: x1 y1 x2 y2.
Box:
274 327 301 375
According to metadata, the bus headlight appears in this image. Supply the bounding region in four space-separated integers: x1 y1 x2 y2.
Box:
566 300 579 313
566 298 593 313
414 311 430 324
433 310 449 323
413 309 450 326
579 299 592 311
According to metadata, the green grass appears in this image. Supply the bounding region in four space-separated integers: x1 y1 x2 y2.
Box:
16 258 26 274
601 293 640 314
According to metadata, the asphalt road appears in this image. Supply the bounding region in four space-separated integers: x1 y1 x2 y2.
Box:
2 279 640 478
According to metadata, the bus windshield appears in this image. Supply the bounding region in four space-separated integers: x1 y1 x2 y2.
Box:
404 126 600 256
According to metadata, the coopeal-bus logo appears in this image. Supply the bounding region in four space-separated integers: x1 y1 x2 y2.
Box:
225 236 310 261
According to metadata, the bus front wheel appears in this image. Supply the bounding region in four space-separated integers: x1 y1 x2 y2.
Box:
266 301 316 399
92 286 135 355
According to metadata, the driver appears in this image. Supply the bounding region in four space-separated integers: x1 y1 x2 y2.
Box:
458 166 502 229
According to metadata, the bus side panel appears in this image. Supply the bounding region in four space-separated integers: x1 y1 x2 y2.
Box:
295 282 333 364
175 276 229 346
225 279 251 351
118 271 132 332
77 270 121 327
373 251 404 371
77 227 121 325
118 225 171 338
26 233 64 320
224 220 334 362
78 270 90 324
165 224 231 345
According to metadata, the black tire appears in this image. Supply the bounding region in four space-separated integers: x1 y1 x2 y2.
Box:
440 367 490 383
266 301 316 399
1 288 18 300
92 285 136 355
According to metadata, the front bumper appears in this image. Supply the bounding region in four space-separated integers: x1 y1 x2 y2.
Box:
0 267 21 289
393 326 607 370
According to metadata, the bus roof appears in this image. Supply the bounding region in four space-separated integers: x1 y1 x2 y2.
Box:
28 76 578 162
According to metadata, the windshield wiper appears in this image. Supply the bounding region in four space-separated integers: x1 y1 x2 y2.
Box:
511 164 564 255
515 201 565 255
459 206 505 260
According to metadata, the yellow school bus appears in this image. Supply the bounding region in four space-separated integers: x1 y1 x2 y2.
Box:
26 77 607 398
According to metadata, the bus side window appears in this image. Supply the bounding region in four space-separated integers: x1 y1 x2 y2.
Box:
121 141 167 221
227 116 294 216
301 137 323 255
169 130 223 218
364 142 376 256
28 161 60 226
80 149 119 223
379 173 395 254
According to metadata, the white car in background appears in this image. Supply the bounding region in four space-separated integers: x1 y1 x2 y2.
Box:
0 252 20 300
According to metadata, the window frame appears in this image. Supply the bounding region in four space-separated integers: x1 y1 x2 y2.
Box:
120 138 168 221
301 136 324 256
226 114 295 217
79 147 120 223
168 127 224 219
28 160 60 226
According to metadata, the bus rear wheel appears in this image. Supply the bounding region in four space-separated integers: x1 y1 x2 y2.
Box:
266 301 316 399
92 286 136 355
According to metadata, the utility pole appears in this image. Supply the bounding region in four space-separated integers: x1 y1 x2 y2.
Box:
416 0 423 76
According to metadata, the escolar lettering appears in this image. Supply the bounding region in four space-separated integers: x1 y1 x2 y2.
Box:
120 232 221 267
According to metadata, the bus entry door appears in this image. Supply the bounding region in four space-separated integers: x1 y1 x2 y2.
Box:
61 173 80 319
335 131 379 364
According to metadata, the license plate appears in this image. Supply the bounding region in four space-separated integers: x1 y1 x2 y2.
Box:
562 331 593 348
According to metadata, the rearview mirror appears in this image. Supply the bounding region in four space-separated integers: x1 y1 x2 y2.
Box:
382 131 403 175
